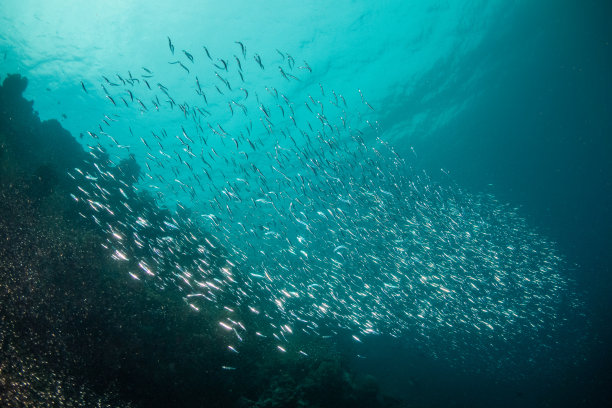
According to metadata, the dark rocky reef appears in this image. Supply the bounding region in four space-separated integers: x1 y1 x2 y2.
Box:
0 74 85 183
0 74 403 408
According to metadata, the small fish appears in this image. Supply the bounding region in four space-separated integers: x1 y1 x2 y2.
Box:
183 49 194 63
286 54 295 69
253 54 264 70
235 41 246 58
136 98 147 110
167 36 175 54
299 61 312 72
334 245 349 253
278 66 288 80
202 45 212 60
178 62 190 73
80 81 88 93
214 58 228 71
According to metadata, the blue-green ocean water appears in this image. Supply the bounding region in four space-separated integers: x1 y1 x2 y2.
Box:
1 0 610 407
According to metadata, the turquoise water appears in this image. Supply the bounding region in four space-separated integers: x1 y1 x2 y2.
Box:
1 1 610 407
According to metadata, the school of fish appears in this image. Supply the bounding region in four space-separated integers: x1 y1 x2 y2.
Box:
70 38 579 367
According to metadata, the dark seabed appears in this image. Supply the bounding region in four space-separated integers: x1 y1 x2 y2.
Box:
1 1 611 407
